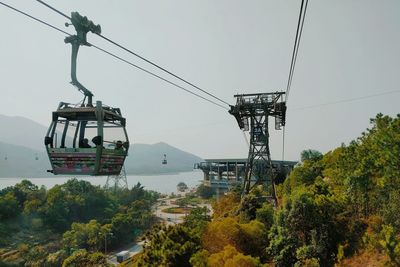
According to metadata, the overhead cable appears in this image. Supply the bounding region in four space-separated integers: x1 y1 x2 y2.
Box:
282 0 309 161
36 0 70 20
35 0 232 107
90 44 229 110
0 1 228 111
0 1 71 36
292 89 400 111
95 34 231 106
285 0 309 102
285 0 304 98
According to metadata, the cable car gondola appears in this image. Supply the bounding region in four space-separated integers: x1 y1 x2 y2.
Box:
162 154 167 165
44 12 129 176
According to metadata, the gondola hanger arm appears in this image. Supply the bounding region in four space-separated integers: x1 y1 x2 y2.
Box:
64 12 101 107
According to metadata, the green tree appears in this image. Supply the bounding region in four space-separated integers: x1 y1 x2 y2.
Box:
300 149 323 162
203 217 267 258
176 197 190 207
41 179 116 231
177 182 188 192
184 206 211 233
256 202 274 230
62 249 111 267
189 250 210 267
63 220 108 252
138 224 201 266
196 184 215 199
24 245 48 267
0 192 19 220
268 182 347 266
336 114 400 219
46 250 68 267
381 192 400 230
40 185 70 231
110 182 159 206
208 245 261 267
212 192 241 218
284 159 323 192
237 194 263 222
267 223 298 267
126 199 156 229
110 213 134 244
0 180 38 207
379 225 400 266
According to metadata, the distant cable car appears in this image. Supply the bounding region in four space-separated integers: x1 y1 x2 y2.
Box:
44 12 129 176
35 154 39 161
162 154 167 165
4 155 7 161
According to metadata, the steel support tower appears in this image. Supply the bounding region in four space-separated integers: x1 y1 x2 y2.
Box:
105 165 128 191
229 92 286 203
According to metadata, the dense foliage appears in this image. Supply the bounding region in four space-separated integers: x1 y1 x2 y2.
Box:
132 113 400 266
0 180 159 266
195 184 216 199
137 207 210 267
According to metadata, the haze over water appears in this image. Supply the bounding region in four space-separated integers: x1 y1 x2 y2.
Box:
0 171 203 194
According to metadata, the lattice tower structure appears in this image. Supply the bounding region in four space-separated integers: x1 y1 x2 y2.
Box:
229 92 286 203
105 165 128 191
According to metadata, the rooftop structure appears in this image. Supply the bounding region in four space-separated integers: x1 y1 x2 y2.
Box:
194 158 297 194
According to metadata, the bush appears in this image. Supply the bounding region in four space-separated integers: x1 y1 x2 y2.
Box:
196 184 215 199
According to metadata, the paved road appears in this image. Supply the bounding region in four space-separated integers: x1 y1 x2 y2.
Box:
106 194 212 265
154 197 186 225
107 241 144 266
154 197 212 225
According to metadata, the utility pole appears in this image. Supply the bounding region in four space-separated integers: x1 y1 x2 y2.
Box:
229 92 286 204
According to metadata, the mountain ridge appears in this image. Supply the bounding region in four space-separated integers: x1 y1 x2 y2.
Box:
0 114 49 151
0 140 203 177
0 115 203 177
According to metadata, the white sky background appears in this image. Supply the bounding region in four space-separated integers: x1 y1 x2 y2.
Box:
0 0 399 160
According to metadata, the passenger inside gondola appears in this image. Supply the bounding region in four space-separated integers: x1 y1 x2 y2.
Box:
79 138 92 148
115 140 123 150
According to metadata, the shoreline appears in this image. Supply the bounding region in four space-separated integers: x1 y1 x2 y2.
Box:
0 169 202 179
0 171 204 194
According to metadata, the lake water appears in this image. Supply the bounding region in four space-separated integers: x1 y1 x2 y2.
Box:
0 171 204 194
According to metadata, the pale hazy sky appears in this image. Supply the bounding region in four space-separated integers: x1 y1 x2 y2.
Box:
0 1 399 160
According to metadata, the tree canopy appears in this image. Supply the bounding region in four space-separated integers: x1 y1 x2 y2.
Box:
133 114 400 267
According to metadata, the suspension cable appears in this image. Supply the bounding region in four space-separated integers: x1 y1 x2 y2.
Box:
0 1 71 36
282 0 309 161
0 1 228 111
90 44 229 110
286 0 309 102
292 89 400 111
35 0 232 107
285 0 304 99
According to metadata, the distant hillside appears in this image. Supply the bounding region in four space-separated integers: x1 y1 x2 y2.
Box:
0 114 203 177
0 141 51 177
125 142 202 175
0 114 49 151
0 141 202 177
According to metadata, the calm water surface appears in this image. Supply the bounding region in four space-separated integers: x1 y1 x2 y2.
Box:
0 171 203 194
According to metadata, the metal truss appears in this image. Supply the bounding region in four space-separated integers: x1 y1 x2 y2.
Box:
229 92 286 203
105 165 128 191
